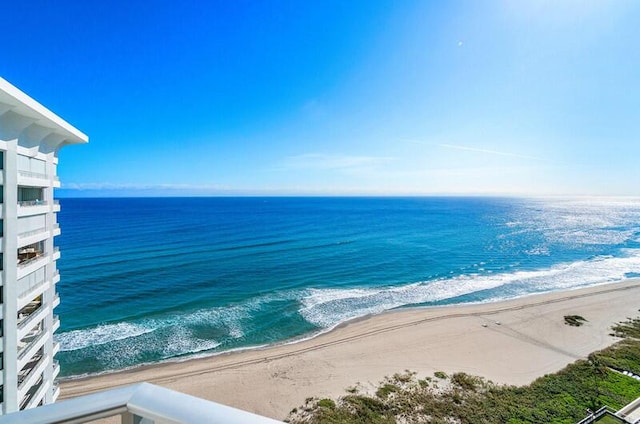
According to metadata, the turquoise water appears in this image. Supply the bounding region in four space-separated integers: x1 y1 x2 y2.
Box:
54 197 640 377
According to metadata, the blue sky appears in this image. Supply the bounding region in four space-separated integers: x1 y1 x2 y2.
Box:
3 1 639 196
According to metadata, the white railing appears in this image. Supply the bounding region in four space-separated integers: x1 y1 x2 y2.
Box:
52 341 60 356
19 374 44 411
576 406 617 424
17 302 43 329
18 228 47 239
17 253 45 269
17 331 45 362
17 353 44 391
18 200 47 207
18 276 46 298
0 383 284 424
18 170 47 179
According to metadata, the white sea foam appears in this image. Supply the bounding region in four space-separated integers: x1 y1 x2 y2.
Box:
56 322 154 351
159 326 221 358
57 300 257 352
299 249 640 329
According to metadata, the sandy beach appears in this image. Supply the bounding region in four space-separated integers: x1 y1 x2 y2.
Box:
60 280 640 420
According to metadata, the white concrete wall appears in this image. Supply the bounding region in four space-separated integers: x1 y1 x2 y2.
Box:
0 77 87 414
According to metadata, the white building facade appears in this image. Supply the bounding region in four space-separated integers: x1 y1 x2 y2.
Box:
0 78 87 413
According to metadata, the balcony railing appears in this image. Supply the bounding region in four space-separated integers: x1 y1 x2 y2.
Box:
18 170 47 179
17 330 45 362
20 374 44 411
18 200 47 207
18 275 47 299
17 352 44 389
18 300 43 328
52 341 61 357
18 228 47 239
0 383 285 423
17 253 45 268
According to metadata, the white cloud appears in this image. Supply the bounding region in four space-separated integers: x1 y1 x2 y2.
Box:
405 139 545 161
436 143 545 161
280 153 394 171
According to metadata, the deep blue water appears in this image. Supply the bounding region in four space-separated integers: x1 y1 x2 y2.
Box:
54 197 640 377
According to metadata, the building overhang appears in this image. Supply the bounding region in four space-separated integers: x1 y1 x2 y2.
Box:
0 77 88 153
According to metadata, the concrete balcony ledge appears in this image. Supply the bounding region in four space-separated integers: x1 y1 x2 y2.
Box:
22 376 49 411
53 315 60 333
18 281 49 308
17 171 51 188
52 341 60 357
52 360 60 380
17 331 46 370
53 247 61 261
17 355 48 399
17 305 47 339
18 170 48 179
0 383 284 424
16 255 48 279
18 227 47 238
17 228 48 248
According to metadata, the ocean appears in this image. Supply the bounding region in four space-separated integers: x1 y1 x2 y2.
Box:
54 197 640 378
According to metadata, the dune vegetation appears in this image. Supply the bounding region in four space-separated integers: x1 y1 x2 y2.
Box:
287 315 640 424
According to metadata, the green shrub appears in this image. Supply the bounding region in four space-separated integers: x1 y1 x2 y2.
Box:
317 399 336 409
376 384 398 399
564 315 587 326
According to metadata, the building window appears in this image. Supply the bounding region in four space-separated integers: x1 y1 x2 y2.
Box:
0 319 3 337
0 150 4 169
18 186 44 205
17 242 44 266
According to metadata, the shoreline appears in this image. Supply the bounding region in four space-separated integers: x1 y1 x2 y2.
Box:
57 280 629 383
60 279 640 420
